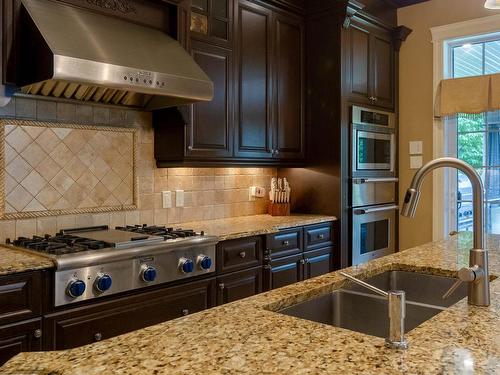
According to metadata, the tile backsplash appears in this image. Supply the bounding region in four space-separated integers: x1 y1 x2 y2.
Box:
0 97 275 241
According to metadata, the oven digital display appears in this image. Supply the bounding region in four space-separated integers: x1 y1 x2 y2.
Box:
360 220 389 254
360 110 390 126
358 136 391 166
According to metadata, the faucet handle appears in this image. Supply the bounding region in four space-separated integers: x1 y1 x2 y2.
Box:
442 266 484 299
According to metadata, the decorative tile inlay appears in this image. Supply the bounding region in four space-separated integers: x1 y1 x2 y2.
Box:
0 120 138 219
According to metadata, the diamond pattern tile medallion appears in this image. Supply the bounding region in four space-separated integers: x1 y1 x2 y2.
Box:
0 120 137 219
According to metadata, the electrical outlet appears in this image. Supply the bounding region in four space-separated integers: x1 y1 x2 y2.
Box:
175 190 184 207
409 141 423 155
249 186 266 201
162 191 172 209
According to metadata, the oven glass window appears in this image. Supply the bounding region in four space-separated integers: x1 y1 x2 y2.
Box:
360 220 389 254
358 135 391 166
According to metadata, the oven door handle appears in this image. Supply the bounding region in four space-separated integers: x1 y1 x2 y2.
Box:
353 205 399 215
352 178 399 184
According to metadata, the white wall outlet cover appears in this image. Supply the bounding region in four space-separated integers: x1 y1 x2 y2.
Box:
162 191 172 209
410 155 423 169
175 190 184 207
409 141 423 155
249 186 266 201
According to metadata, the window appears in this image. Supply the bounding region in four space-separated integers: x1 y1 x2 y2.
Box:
446 33 500 235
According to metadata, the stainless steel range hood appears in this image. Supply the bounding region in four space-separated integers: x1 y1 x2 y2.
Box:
18 0 213 110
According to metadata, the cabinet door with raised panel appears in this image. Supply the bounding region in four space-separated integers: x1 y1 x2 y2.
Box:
273 12 305 160
371 33 394 109
216 267 262 305
188 40 233 159
234 0 274 159
0 318 42 366
265 253 303 291
303 247 333 280
346 20 371 106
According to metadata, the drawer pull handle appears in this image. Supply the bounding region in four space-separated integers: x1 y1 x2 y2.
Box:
318 234 324 239
219 283 225 290
33 329 42 339
94 332 102 342
282 240 289 246
182 309 189 316
239 251 246 258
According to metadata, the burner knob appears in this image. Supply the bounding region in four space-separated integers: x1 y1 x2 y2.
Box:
94 274 112 292
197 255 212 270
67 279 86 298
179 258 194 274
140 265 157 283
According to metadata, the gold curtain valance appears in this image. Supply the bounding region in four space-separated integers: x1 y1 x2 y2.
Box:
434 73 500 118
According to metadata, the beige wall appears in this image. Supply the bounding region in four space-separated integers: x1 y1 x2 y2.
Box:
397 0 495 250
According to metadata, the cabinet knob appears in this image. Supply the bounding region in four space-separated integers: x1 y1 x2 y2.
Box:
318 234 324 239
300 259 306 265
188 146 193 151
182 309 189 316
282 240 289 246
239 251 246 258
219 283 225 290
94 332 102 342
33 329 42 339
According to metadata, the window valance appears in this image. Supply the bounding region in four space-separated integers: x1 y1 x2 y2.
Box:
434 73 500 118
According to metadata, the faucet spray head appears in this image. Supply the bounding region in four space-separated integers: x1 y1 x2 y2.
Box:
401 188 420 218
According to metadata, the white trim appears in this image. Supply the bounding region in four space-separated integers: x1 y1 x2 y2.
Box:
431 14 500 241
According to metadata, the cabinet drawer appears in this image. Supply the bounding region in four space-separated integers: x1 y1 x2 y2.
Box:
304 222 333 250
0 271 43 325
217 236 262 274
216 267 262 305
265 253 303 291
266 228 302 258
44 278 216 350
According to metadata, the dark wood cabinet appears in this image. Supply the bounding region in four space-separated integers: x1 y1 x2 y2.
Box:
191 0 233 47
187 40 234 159
273 11 305 160
44 278 216 350
0 318 42 367
264 253 303 290
303 247 333 280
216 266 262 305
217 236 262 274
234 0 274 159
345 18 395 110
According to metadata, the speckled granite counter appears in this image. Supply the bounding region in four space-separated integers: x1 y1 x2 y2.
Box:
180 214 337 240
2 233 500 374
0 245 53 276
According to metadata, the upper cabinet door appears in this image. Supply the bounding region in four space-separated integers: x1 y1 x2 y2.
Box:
191 0 233 47
371 33 394 110
347 22 371 106
273 13 305 160
234 0 274 159
187 41 233 159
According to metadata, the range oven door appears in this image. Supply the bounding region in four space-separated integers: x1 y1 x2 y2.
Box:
352 204 397 266
352 128 395 174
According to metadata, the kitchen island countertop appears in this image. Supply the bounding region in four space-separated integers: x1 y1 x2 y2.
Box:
2 232 500 374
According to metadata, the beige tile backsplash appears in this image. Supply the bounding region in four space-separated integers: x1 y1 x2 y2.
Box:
0 98 276 241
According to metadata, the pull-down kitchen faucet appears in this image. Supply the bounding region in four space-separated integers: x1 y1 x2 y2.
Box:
401 157 490 307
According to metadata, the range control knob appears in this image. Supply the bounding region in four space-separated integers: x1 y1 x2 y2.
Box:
94 274 112 292
197 255 212 270
179 258 194 274
141 265 157 282
67 279 86 298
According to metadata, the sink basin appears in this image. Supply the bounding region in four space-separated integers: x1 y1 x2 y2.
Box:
278 271 467 338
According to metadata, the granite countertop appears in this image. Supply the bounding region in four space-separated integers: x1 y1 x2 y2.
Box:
0 214 336 277
2 232 499 374
181 214 337 240
0 245 54 276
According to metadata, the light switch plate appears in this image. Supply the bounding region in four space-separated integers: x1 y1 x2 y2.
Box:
249 186 266 201
175 190 184 207
410 155 423 169
162 191 172 209
409 141 423 155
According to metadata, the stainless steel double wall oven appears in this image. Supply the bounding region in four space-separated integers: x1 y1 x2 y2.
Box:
350 106 398 265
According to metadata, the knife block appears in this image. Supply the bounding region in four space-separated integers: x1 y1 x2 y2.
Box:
267 201 290 216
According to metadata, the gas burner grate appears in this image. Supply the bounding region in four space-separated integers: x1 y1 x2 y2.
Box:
115 225 202 240
8 234 111 255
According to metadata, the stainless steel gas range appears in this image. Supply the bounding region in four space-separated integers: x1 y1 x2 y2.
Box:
7 225 218 307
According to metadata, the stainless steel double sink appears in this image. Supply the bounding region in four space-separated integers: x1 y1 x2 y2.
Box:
278 270 467 338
